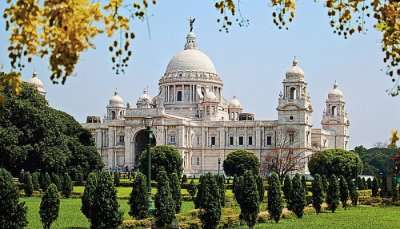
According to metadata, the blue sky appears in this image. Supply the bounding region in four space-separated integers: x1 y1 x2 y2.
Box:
0 1 399 148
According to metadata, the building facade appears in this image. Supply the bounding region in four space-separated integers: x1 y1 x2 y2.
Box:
77 28 350 176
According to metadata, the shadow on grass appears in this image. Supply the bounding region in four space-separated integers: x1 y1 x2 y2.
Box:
62 227 88 229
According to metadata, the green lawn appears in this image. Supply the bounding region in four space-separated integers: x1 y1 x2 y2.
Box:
22 197 194 229
252 206 400 229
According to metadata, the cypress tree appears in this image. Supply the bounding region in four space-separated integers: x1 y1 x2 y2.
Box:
128 172 149 219
339 176 349 209
372 177 379 197
0 168 27 229
348 179 359 206
267 172 282 223
362 178 367 191
40 184 60 229
81 172 98 220
311 174 324 214
380 176 389 197
90 171 122 229
198 173 221 229
61 173 73 198
356 177 362 190
181 174 188 184
24 172 34 197
321 175 329 195
187 179 197 201
170 172 182 213
155 169 176 228
51 173 62 191
40 172 51 191
291 174 306 218
326 175 340 213
256 175 265 202
282 174 292 210
32 172 40 191
392 177 399 202
301 175 307 189
195 175 205 209
19 169 25 184
113 172 120 187
217 175 226 207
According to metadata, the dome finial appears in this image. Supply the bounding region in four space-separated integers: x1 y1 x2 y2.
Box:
333 80 338 89
32 71 38 78
185 17 198 50
292 56 298 66
114 88 118 96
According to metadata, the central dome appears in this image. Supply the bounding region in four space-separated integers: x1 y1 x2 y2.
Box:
165 49 217 74
164 32 217 75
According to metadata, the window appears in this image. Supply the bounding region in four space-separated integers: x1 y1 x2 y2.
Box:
111 111 116 120
248 136 253 145
197 136 200 145
197 157 200 165
239 136 244 145
211 136 216 146
289 116 294 121
177 91 182 101
289 133 295 145
119 136 124 144
332 106 337 116
169 135 176 145
229 136 234 146
266 136 272 145
289 87 297 100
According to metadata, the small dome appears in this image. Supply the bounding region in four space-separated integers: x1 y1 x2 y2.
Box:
286 57 304 76
136 88 153 108
29 72 46 94
109 91 124 107
138 88 152 102
229 96 241 108
204 88 217 101
329 81 344 97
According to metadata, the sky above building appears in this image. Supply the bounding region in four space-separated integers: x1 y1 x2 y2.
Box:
0 1 399 148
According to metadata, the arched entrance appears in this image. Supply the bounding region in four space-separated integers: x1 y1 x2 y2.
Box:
134 129 156 168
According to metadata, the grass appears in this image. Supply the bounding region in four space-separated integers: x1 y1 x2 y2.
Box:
73 186 189 198
22 197 194 229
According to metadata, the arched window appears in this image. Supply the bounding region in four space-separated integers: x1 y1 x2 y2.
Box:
111 111 116 120
177 91 182 101
331 106 337 116
289 87 297 100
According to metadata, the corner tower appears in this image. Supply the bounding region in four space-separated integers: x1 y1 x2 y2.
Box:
321 81 350 150
277 57 313 148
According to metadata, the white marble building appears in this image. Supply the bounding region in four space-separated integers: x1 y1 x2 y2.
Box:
78 28 350 176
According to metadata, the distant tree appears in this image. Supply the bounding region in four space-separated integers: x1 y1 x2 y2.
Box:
354 146 398 177
181 174 188 184
301 175 307 189
32 172 40 191
113 172 120 187
321 175 329 195
326 175 340 213
128 172 149 219
81 172 98 220
256 175 265 202
290 174 306 218
24 172 34 197
187 179 197 201
51 173 62 190
170 172 182 213
61 173 73 198
392 177 399 202
0 168 27 229
139 145 183 180
311 174 324 214
267 172 282 223
282 174 292 210
348 179 359 206
40 184 60 229
223 150 260 177
372 177 379 197
339 176 349 209
261 129 307 180
90 171 122 229
308 149 363 181
217 175 226 207
367 178 372 189
199 173 221 229
154 169 176 228
40 172 51 191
